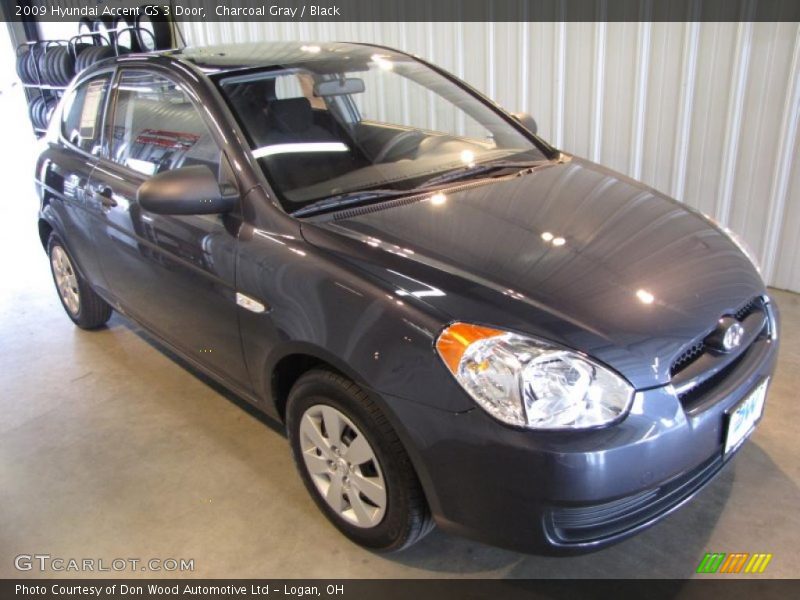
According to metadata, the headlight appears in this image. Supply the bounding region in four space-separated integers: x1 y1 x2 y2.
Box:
436 323 634 430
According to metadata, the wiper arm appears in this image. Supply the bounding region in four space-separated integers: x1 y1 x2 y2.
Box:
414 160 547 189
292 160 553 217
291 188 413 217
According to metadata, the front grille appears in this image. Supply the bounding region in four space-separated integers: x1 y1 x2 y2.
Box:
735 296 763 321
548 454 723 544
670 342 704 377
669 296 764 378
677 351 747 406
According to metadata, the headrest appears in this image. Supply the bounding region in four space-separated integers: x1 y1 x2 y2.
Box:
267 97 313 133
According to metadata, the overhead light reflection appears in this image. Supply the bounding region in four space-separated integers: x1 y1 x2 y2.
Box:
636 289 655 304
430 192 446 206
252 142 348 158
388 270 445 298
371 54 394 70
541 231 566 247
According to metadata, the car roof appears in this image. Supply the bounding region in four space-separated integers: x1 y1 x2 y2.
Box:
163 41 403 74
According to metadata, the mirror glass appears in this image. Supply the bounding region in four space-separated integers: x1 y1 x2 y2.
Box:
313 78 365 97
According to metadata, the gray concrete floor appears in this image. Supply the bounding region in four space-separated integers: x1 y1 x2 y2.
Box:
0 83 798 580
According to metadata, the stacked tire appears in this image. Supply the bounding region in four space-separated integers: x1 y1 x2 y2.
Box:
131 6 174 51
37 46 76 86
28 95 59 130
18 4 174 135
15 50 38 84
74 45 117 75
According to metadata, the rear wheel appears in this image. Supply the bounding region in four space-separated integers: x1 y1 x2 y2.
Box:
286 369 434 551
48 235 112 330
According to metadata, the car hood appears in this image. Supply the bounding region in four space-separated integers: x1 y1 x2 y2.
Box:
300 157 765 388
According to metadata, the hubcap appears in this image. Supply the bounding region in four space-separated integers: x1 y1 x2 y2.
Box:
299 404 387 528
51 246 80 316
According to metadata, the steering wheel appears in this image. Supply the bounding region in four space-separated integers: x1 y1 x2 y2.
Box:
373 130 427 163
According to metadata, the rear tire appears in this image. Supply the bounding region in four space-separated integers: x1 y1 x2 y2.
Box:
47 234 112 330
286 369 434 552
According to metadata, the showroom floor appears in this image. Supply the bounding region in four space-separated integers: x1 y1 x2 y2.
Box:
0 83 798 579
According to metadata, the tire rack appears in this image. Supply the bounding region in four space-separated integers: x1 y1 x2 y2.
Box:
17 27 160 138
18 40 72 136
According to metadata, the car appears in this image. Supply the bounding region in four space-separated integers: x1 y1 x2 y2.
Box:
35 41 779 554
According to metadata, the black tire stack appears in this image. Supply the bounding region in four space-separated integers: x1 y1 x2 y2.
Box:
15 50 38 84
19 8 175 135
37 46 76 86
74 45 117 75
134 7 174 51
28 95 59 130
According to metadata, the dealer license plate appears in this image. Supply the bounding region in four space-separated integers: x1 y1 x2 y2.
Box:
724 378 768 456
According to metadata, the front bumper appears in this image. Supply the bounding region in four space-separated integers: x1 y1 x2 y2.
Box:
380 312 779 554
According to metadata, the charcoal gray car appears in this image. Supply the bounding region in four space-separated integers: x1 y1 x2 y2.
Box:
35 42 779 553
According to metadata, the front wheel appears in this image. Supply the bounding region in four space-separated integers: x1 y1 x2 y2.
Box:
48 234 112 330
286 369 434 551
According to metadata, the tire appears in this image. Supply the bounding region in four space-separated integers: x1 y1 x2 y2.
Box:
47 234 112 330
72 43 92 74
80 46 115 72
38 49 52 85
286 369 434 551
55 47 75 86
16 52 32 83
92 17 115 46
136 7 173 50
29 96 52 130
114 16 141 52
35 96 47 129
78 17 94 41
42 95 58 127
43 49 58 85
28 96 42 129
37 47 72 87
75 46 90 73
26 50 40 83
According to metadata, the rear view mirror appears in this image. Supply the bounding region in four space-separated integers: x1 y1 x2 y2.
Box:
314 78 365 97
137 166 237 215
513 112 538 135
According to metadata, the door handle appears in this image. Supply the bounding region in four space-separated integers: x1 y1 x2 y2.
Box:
94 187 118 208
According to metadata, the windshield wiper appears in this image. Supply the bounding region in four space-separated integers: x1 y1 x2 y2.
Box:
292 160 551 217
291 188 414 217
414 160 548 189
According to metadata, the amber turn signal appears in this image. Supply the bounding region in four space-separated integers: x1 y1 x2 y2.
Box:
435 322 505 374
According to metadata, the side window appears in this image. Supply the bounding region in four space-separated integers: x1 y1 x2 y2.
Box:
110 70 221 177
61 75 110 154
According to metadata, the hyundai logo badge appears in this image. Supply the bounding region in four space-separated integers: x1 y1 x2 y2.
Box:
722 322 745 351
705 317 746 353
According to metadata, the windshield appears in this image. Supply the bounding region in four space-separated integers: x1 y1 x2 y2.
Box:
216 48 547 213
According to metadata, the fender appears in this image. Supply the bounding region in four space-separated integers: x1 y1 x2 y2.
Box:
38 206 88 280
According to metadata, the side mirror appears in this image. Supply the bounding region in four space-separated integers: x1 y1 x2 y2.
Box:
512 112 538 135
137 165 237 215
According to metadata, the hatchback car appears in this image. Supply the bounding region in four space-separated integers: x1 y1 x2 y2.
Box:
36 42 779 554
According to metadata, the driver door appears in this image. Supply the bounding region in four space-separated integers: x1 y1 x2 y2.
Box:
86 68 251 390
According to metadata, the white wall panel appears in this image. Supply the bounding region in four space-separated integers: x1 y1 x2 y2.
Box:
181 21 800 292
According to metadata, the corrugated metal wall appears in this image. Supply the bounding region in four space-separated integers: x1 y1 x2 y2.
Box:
183 21 800 292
